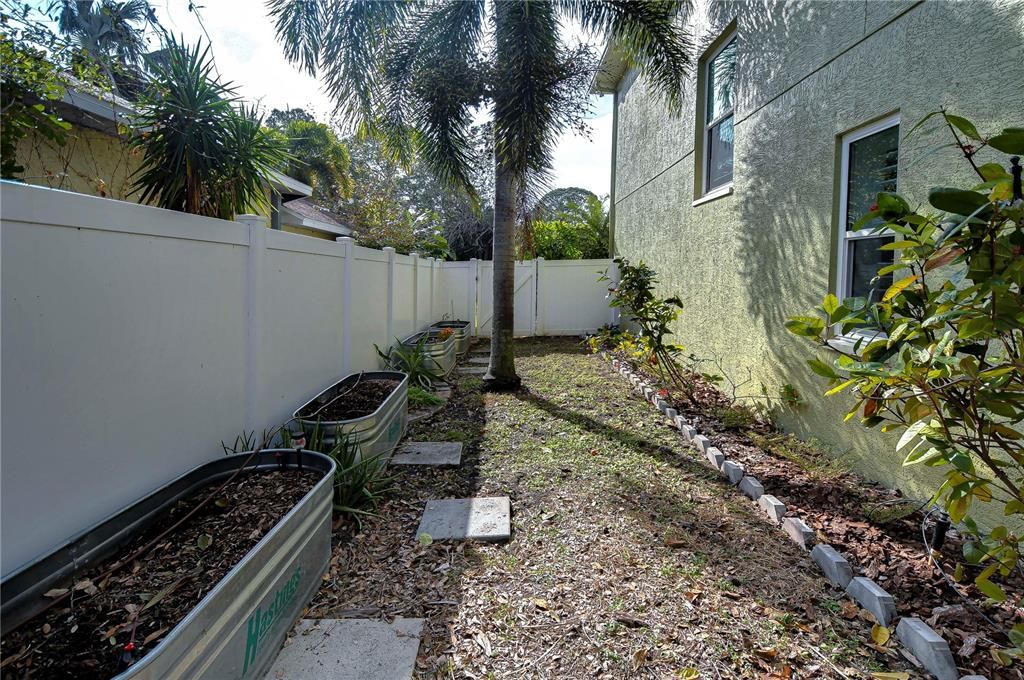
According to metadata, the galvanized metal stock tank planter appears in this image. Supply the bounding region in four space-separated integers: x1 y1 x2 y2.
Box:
402 329 457 376
0 450 336 679
293 370 409 456
430 320 471 356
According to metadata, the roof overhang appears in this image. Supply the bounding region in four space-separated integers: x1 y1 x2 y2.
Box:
268 171 312 199
591 41 629 94
281 206 352 237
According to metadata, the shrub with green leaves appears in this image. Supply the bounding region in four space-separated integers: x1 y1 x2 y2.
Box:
0 35 72 178
375 335 443 390
601 258 686 387
786 111 1024 645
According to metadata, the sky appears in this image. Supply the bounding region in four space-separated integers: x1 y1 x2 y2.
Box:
140 0 613 197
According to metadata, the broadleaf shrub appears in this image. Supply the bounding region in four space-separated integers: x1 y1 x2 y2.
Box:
787 111 1024 652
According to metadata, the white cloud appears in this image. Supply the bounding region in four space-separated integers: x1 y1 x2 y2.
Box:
148 1 612 194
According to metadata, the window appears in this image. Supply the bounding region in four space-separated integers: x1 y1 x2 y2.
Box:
837 115 900 304
703 37 736 194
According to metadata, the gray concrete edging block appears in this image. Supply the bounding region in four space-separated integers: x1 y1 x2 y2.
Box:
895 617 958 680
846 577 896 627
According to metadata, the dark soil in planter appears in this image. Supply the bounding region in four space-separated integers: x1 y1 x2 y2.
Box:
0 468 319 680
613 351 1023 679
298 378 399 421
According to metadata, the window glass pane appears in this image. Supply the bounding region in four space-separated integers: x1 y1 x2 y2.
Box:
707 115 734 190
847 236 894 302
707 39 736 122
846 125 899 231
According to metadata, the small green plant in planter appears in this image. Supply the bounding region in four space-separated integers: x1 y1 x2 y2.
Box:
786 110 1024 656
375 335 444 390
282 425 395 528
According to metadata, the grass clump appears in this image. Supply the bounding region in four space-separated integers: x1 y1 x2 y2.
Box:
408 385 445 408
748 431 847 479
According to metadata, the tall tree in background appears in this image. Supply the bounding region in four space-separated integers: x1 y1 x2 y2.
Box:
54 0 154 95
268 110 353 206
268 0 692 389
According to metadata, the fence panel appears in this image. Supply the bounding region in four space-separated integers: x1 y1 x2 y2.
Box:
0 182 612 576
538 259 616 335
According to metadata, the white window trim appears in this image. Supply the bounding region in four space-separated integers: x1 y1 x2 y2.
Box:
701 33 736 197
831 112 901 351
835 112 900 299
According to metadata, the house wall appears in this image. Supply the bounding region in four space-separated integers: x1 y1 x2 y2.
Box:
13 123 336 240
14 123 141 200
610 0 1024 517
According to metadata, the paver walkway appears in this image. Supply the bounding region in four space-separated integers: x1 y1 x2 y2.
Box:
265 618 424 680
391 442 463 466
303 338 912 678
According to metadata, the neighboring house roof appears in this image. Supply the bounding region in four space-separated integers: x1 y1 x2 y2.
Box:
591 41 629 94
55 78 135 134
49 80 314 200
281 197 352 237
268 170 311 199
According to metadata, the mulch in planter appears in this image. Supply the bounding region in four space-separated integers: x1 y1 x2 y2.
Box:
615 352 1024 679
298 378 399 422
0 468 319 680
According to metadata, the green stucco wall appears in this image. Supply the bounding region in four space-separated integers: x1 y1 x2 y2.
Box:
611 0 1024 519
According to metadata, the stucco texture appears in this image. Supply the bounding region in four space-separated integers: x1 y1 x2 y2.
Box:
15 123 141 201
611 0 1024 520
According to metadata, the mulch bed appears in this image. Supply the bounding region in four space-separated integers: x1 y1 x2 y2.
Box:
616 350 1024 679
297 378 399 421
1 468 319 680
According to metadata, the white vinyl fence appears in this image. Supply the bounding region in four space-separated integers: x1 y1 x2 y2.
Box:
0 182 613 576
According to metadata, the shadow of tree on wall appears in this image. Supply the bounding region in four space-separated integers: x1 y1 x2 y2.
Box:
731 0 1021 490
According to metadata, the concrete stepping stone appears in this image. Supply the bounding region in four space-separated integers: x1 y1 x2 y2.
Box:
417 497 511 542
391 442 462 466
265 618 424 680
467 356 490 364
457 366 487 375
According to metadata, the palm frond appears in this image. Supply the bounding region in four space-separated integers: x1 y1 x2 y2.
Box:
558 0 693 114
492 0 563 188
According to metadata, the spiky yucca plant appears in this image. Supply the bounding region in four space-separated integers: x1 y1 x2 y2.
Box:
128 38 291 219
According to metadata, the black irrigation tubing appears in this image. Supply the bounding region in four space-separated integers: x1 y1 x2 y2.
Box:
920 506 1007 641
299 372 367 420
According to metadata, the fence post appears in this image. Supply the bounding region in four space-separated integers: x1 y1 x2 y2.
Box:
428 257 436 322
609 258 620 327
534 257 544 337
468 258 479 336
337 236 355 374
410 252 419 331
237 214 266 432
382 246 395 346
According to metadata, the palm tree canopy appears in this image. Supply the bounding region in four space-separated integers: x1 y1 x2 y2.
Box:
57 0 152 66
267 0 693 199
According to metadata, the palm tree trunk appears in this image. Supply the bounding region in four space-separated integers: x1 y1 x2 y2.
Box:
484 157 521 390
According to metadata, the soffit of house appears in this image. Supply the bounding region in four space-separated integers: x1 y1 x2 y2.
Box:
57 80 136 134
280 206 352 237
591 41 628 94
268 171 312 199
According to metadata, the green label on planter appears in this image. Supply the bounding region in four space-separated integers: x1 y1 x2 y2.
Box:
242 565 302 675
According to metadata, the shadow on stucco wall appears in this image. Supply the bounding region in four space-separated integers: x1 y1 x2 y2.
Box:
731 0 1023 512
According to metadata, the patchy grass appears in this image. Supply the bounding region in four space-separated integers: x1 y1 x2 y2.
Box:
309 338 910 679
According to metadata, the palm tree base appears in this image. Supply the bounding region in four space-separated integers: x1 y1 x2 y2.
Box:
481 372 522 392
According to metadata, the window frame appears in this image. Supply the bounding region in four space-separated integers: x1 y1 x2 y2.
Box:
699 31 736 199
830 112 901 353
